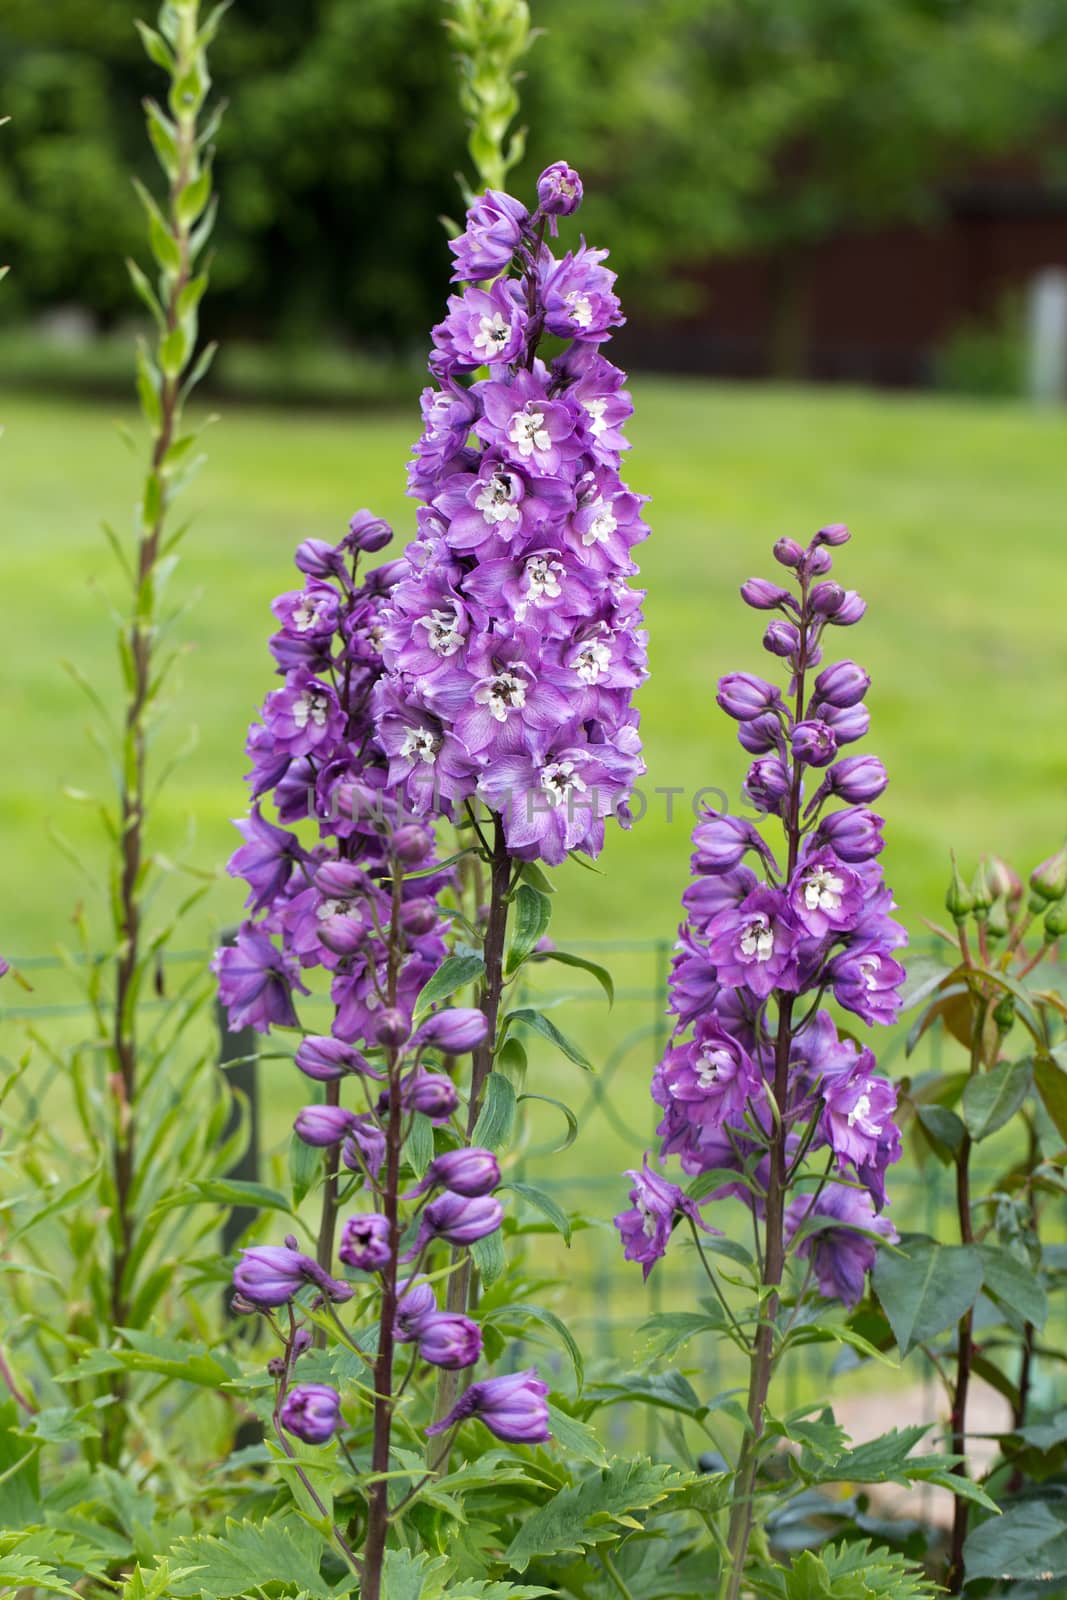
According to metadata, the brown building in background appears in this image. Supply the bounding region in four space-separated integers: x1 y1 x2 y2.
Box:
621 170 1067 388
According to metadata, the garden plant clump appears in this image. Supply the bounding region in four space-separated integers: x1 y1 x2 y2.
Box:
1 1 1067 1598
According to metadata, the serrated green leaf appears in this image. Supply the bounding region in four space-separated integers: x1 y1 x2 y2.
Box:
506 1459 697 1572
166 1518 335 1597
544 1403 608 1466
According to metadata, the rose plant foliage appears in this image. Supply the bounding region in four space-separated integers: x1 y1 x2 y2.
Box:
2 3 1067 1599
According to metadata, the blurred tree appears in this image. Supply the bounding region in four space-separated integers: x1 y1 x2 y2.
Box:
1 0 1066 367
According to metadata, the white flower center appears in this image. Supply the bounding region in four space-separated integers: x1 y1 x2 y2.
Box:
523 555 564 603
475 671 527 722
565 291 594 328
474 471 522 527
636 1195 657 1238
473 310 512 358
573 639 612 684
739 916 775 962
293 691 329 731
508 407 551 457
540 759 587 808
583 397 608 437
859 955 881 990
292 597 326 632
696 1047 732 1090
368 624 385 653
583 502 617 547
316 897 349 922
417 606 463 656
803 867 845 914
847 1090 882 1134
400 728 439 764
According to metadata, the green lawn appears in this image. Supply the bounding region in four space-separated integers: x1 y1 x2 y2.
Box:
2 379 1065 962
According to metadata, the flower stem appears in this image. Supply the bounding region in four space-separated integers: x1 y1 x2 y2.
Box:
946 996 985 1595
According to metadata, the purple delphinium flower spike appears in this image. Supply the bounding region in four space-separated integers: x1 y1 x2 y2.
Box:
376 163 648 865
618 524 905 1310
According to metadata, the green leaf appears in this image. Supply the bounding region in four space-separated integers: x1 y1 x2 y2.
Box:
152 1177 292 1217
415 953 485 1018
484 1303 582 1391
899 956 956 1012
289 1133 321 1210
964 1502 1067 1583
404 1112 435 1180
470 1228 506 1288
504 1181 572 1244
62 1332 234 1390
872 1236 983 1355
1035 1054 1067 1145
505 1007 592 1070
505 884 552 974
979 1242 1048 1329
135 20 174 71
166 1518 335 1597
531 949 614 1006
583 1370 707 1420
961 1057 1032 1140
519 861 555 895
639 1310 727 1361
471 1071 517 1152
125 258 164 329
544 1403 609 1466
750 1540 941 1600
518 1093 578 1153
915 1104 966 1161
506 1459 697 1573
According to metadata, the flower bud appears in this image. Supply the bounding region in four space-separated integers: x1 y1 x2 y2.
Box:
815 806 885 862
396 1069 460 1120
992 993 1015 1032
417 1311 483 1369
987 896 1009 941
421 1190 503 1247
773 537 804 568
970 859 994 918
812 659 869 708
813 522 850 547
425 1368 551 1445
945 855 974 923
804 546 833 575
422 1146 500 1197
741 577 792 610
341 1116 386 1179
281 1384 341 1444
809 699 870 745
827 754 887 803
313 859 367 898
791 720 837 769
346 509 393 553
339 1212 391 1272
737 712 783 755
763 620 800 658
295 1104 357 1147
295 538 344 578
988 855 1023 906
1030 844 1067 904
375 1007 411 1047
828 590 866 626
401 899 439 937
394 1278 437 1342
415 1008 489 1054
537 161 583 216
810 581 845 617
691 811 764 873
392 823 434 866
716 672 781 721
743 757 790 815
295 1035 372 1083
364 557 409 594
1045 895 1067 940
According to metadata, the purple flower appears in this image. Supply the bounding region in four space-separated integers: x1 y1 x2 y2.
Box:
828 945 906 1027
785 1185 897 1308
281 1384 342 1444
339 1213 391 1272
341 1115 386 1180
815 806 885 863
706 886 800 999
433 281 529 371
425 1367 551 1443
213 924 307 1034
741 578 793 610
233 1244 351 1308
691 810 775 875
788 848 865 939
394 1068 460 1120
791 720 837 768
262 671 344 759
414 1008 490 1054
228 807 306 912
416 1312 483 1369
826 755 888 804
476 369 581 476
614 1153 709 1280
821 1060 899 1173
449 189 530 282
654 1021 759 1133
743 756 790 815
541 243 623 342
346 509 393 553
537 160 583 217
